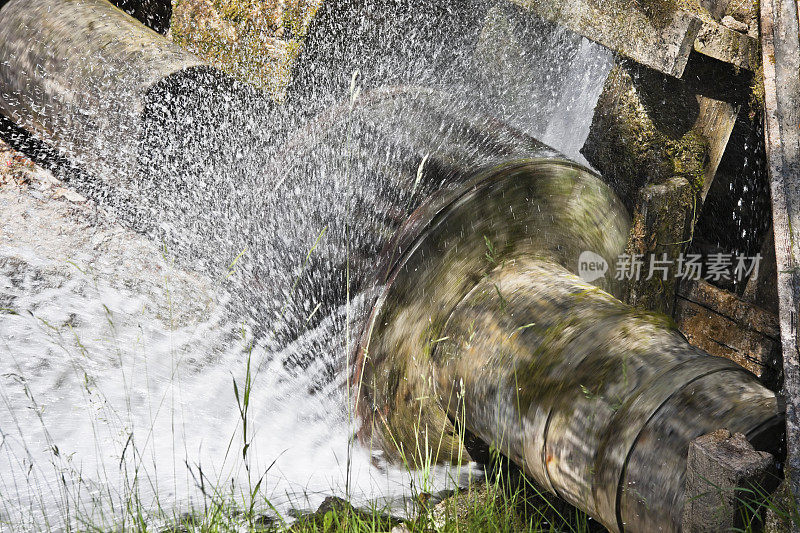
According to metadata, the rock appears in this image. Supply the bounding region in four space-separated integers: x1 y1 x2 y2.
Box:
682 429 774 532
721 15 749 33
429 484 492 529
699 0 730 20
289 496 399 531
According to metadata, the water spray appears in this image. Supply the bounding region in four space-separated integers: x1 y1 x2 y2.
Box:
0 1 784 532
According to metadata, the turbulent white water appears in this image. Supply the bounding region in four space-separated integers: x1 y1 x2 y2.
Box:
0 219 477 531
0 6 613 531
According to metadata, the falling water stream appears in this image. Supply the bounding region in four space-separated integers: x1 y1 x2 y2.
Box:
0 2 614 530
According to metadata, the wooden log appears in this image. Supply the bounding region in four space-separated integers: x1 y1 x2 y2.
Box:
700 0 731 20
0 0 205 179
759 0 800 511
505 0 757 75
357 157 782 532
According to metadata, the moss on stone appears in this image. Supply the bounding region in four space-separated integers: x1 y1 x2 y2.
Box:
170 0 321 98
583 64 710 210
750 61 766 117
637 0 678 26
666 129 709 193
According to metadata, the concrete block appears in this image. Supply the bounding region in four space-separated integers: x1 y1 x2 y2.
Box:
683 429 774 532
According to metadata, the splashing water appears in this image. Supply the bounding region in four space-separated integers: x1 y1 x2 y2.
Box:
0 1 614 529
1 186 473 530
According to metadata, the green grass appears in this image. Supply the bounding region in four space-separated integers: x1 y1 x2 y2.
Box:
150 461 599 533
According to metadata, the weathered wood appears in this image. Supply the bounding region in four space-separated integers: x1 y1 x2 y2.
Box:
507 0 701 77
760 0 800 511
675 278 781 381
696 97 740 202
682 429 774 532
365 244 782 532
743 227 779 314
626 177 692 315
694 19 760 71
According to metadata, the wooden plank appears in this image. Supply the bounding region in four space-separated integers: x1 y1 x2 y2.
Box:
695 96 740 202
508 0 701 77
694 19 759 71
626 177 692 315
108 0 171 34
507 0 758 76
675 279 781 380
759 0 800 508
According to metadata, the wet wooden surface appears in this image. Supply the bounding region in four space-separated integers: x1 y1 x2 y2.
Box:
675 278 781 380
759 0 800 513
508 0 701 77
695 97 739 202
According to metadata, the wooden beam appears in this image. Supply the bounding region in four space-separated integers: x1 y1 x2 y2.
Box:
759 0 800 509
695 96 740 202
675 279 781 381
507 0 760 76
743 226 779 314
626 177 692 315
508 0 701 77
694 19 759 72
